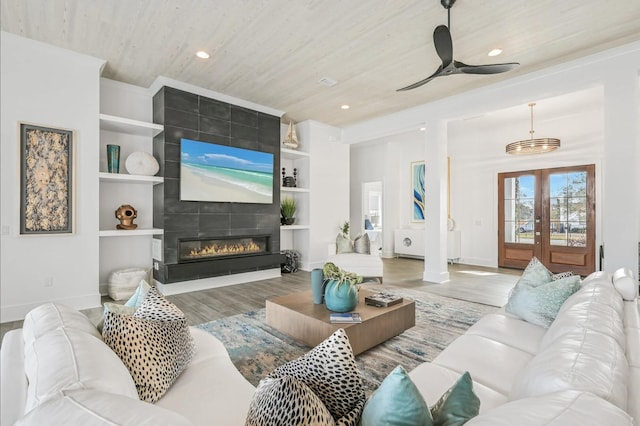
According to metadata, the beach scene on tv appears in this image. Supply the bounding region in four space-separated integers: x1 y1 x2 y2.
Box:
180 139 274 204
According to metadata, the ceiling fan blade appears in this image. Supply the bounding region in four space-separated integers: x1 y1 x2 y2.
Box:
433 25 453 67
396 66 444 91
454 60 519 75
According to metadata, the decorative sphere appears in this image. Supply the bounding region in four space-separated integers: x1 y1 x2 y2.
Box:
125 152 159 176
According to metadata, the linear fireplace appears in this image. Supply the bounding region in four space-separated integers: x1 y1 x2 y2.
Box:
179 235 270 263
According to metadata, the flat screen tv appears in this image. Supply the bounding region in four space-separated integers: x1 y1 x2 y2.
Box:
180 138 274 204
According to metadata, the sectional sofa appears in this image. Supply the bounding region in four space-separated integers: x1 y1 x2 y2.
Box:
1 268 638 425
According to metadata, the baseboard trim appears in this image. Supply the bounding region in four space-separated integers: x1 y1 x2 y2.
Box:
422 269 450 284
458 258 498 268
156 268 281 296
1 294 101 323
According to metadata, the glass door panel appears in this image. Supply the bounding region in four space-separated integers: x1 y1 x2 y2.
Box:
503 175 535 244
548 171 588 248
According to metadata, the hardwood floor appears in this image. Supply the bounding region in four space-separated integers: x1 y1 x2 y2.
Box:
0 258 521 343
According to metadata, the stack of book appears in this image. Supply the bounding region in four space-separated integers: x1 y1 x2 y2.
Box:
329 312 362 323
364 292 403 308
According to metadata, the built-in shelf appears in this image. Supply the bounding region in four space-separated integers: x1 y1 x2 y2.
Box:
281 186 309 193
99 228 164 237
280 225 310 230
281 148 310 160
99 113 164 137
99 172 163 184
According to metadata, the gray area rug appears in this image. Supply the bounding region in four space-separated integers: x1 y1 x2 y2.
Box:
196 289 497 393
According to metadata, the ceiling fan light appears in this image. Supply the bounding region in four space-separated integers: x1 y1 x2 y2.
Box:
488 48 502 57
506 103 560 155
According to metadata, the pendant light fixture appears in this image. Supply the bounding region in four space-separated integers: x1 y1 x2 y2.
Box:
506 103 560 155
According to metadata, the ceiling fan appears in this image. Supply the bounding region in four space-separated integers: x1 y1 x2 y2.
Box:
397 0 519 91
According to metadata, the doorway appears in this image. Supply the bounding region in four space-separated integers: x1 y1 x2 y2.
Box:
363 181 383 253
498 164 595 276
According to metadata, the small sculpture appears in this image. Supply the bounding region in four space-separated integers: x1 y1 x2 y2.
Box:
115 204 138 230
282 121 299 149
125 151 159 176
282 167 297 187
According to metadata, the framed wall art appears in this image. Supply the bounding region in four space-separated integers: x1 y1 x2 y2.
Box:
20 123 75 235
411 160 425 222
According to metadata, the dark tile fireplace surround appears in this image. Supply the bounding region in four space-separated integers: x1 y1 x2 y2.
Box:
152 87 284 284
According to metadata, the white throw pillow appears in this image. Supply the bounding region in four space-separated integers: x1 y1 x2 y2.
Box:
353 233 371 255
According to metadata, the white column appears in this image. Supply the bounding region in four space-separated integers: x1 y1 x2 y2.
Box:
602 69 639 276
423 119 450 282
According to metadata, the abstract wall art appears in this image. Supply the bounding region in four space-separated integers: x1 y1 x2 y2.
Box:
20 123 74 234
411 160 425 222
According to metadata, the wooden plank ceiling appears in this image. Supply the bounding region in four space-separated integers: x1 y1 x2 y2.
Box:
2 0 640 127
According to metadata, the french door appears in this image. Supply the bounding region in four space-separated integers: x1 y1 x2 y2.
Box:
498 165 595 276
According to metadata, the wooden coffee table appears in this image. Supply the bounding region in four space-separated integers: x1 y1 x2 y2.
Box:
265 289 415 355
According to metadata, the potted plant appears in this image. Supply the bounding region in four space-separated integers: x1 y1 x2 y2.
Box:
280 197 296 225
339 221 350 237
322 262 363 312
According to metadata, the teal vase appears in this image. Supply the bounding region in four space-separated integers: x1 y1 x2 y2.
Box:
324 280 358 313
311 268 325 304
107 144 120 173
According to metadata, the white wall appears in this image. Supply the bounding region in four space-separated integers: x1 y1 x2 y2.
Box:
350 131 424 257
303 121 350 269
1 32 106 321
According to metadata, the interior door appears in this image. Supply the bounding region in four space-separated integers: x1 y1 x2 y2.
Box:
498 165 595 275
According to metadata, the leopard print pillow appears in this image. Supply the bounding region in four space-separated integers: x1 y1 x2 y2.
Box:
268 328 365 425
102 287 195 403
552 271 575 281
246 376 336 425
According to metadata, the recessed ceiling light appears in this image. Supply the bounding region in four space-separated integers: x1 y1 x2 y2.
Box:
419 127 426 131
341 105 350 110
488 48 503 57
196 50 210 59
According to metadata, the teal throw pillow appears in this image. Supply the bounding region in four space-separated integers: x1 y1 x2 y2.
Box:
431 371 480 426
96 280 151 332
360 369 479 426
518 257 553 287
125 279 151 308
336 233 354 254
506 274 581 327
360 365 431 425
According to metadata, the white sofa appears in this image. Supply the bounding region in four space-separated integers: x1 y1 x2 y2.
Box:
409 267 640 425
0 307 255 425
1 268 638 425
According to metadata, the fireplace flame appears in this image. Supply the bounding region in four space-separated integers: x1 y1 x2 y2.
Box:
187 241 262 259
